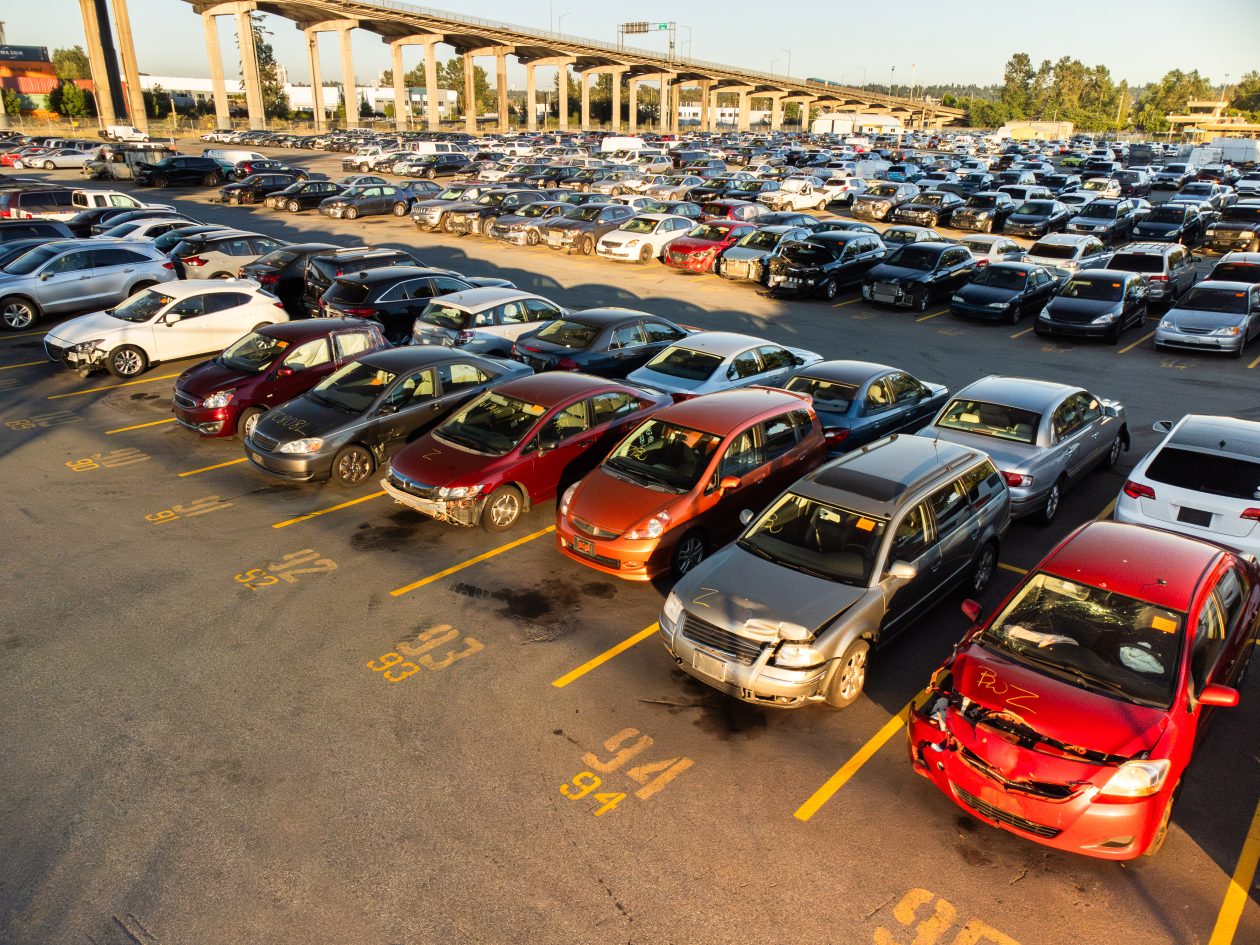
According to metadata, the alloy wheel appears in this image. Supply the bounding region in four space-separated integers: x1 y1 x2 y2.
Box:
487 491 520 528
112 349 144 376
2 301 36 330
836 648 867 701
674 535 705 575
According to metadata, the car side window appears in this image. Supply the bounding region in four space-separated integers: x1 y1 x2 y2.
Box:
285 337 332 370
591 391 638 423
220 238 254 257
1074 392 1102 424
333 331 375 361
1192 592 1228 689
762 413 799 461
610 324 647 349
495 301 529 325
1052 399 1084 440
642 320 685 343
167 294 207 318
251 238 281 253
46 250 92 274
864 378 894 412
727 350 764 380
524 299 561 321
382 369 436 409
887 372 925 403
960 460 1003 509
890 501 933 562
546 400 591 441
437 361 488 393
757 345 796 372
928 481 969 537
717 428 764 480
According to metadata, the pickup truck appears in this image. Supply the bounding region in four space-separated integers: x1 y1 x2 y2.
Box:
757 176 844 212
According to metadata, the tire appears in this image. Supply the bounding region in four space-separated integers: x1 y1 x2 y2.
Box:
43 161 55 170
525 229 540 246
578 235 594 256
1143 782 1179 858
242 192 255 204
1 296 39 330
821 277 839 301
913 289 929 313
1038 478 1064 527
425 168 436 179
671 531 707 578
106 344 148 378
638 244 654 264
481 485 523 532
154 174 169 188
331 444 375 487
1103 433 1124 470
236 406 264 439
130 281 157 294
1008 303 1022 326
392 202 408 217
825 638 870 709
967 542 998 597
344 206 359 220
358 162 369 172
546 180 557 189
1107 320 1121 345
287 199 300 212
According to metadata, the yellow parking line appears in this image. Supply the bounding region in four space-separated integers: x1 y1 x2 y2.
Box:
177 457 247 477
390 524 555 597
48 373 181 400
0 359 43 371
1207 795 1260 945
915 309 950 323
831 298 863 308
1248 353 1260 370
1010 327 1034 339
0 330 47 339
1118 331 1155 355
105 417 177 435
272 490 386 528
1095 498 1117 521
794 703 912 822
552 623 659 689
997 562 1028 575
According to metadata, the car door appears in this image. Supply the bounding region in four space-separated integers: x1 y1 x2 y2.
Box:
378 186 400 212
880 499 942 635
753 344 799 387
152 292 210 359
925 477 977 589
265 335 334 405
371 367 440 457
84 247 141 307
522 396 597 499
34 248 99 312
886 371 936 431
1049 394 1094 482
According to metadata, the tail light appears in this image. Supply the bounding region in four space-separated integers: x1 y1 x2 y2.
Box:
557 356 578 370
1002 471 1031 487
162 261 175 270
183 256 207 267
1241 508 1260 521
1148 274 1168 282
1123 480 1156 500
523 345 543 353
975 259 989 268
256 272 280 285
455 329 475 344
824 428 850 446
341 307 376 317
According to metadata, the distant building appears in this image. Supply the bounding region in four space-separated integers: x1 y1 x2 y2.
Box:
1165 100 1260 140
810 112 905 135
994 120 1074 140
0 43 93 116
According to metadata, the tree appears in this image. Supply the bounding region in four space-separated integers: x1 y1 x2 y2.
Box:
439 57 491 116
59 81 92 119
1132 69 1214 133
52 46 91 81
1229 71 1260 118
359 95 373 118
1000 53 1034 118
3 88 25 117
143 84 171 119
236 12 289 120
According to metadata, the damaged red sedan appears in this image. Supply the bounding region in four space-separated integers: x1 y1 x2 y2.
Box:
909 520 1259 859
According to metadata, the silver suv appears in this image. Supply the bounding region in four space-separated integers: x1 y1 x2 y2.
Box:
0 239 172 330
658 434 1011 709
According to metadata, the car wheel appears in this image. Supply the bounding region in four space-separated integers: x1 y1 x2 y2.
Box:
481 485 523 532
392 202 408 216
579 235 595 256
236 406 264 439
154 174 169 187
344 206 359 220
968 542 998 596
331 444 375 487
358 163 369 173
425 168 436 179
1107 320 1122 344
914 289 929 313
106 344 148 378
1038 478 1064 526
130 281 157 295
43 160 55 170
638 244 654 264
821 277 839 301
672 531 707 578
1 296 39 330
1143 782 1180 858
287 199 300 212
825 638 870 709
1103 433 1125 470
243 192 256 204
1008 304 1022 325
525 229 540 246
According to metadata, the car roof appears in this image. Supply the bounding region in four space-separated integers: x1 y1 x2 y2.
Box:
809 231 867 243
1040 520 1220 612
492 370 623 406
952 374 1077 411
796 359 896 384
153 279 260 295
1186 280 1256 293
428 287 545 310
1075 268 1139 281
358 346 475 370
652 387 813 434
261 318 372 341
339 266 457 284
563 307 652 326
1032 233 1096 246
1217 252 1260 265
1113 242 1178 255
667 331 768 355
796 434 985 519
1169 414 1260 458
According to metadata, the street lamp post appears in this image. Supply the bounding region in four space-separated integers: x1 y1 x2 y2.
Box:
889 65 895 97
682 25 692 59
782 49 791 79
557 12 570 32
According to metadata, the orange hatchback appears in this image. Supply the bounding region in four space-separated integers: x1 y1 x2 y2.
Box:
556 387 825 581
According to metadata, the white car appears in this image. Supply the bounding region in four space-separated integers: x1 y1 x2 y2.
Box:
43 280 288 378
94 218 203 241
608 194 658 212
1079 177 1123 199
15 148 95 170
1115 415 1260 557
596 213 696 263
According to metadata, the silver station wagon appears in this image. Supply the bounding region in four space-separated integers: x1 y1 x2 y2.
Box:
659 435 1010 709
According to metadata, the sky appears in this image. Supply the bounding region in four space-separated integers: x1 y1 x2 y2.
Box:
6 0 1258 91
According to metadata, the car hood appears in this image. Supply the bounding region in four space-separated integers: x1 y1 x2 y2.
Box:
1047 296 1117 322
1133 220 1181 234
44 310 135 346
253 392 364 441
389 431 507 485
177 357 261 397
1006 213 1051 225
445 200 486 214
1209 221 1259 233
722 246 772 262
867 263 932 283
950 644 1168 759
956 284 1020 303
673 544 870 636
545 219 593 232
1165 306 1245 329
569 466 683 534
669 237 721 253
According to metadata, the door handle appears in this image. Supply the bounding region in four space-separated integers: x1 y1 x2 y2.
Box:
122 268 135 273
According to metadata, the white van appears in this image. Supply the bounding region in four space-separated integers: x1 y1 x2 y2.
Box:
409 141 466 156
71 189 154 211
600 136 647 154
105 125 150 142
201 148 267 165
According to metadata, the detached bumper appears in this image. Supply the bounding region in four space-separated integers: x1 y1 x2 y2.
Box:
381 476 480 526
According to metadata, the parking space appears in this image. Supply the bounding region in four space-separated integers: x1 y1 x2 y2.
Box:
3 143 1260 945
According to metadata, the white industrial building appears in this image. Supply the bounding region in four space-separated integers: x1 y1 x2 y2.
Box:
810 112 904 135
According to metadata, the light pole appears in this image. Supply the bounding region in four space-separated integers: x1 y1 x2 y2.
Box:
557 12 570 32
889 65 895 97
782 49 792 79
910 63 917 100
681 25 692 59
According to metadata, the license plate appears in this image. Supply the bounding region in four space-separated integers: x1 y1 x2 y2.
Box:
1177 506 1213 527
573 536 594 555
250 452 262 464
783 278 800 286
692 649 726 682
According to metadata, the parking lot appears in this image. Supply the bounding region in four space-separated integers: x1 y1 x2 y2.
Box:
3 141 1260 945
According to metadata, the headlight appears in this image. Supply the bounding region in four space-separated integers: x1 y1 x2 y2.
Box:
202 388 236 409
1100 759 1170 798
559 482 578 515
625 239 640 247
987 300 1008 309
507 223 524 231
1158 319 1177 330
1211 325 1242 336
1238 231 1256 239
771 643 825 669
662 591 683 629
1091 312 1119 325
277 437 325 454
70 338 105 353
1039 306 1052 320
436 485 483 499
625 510 670 540
974 210 992 219
951 295 964 303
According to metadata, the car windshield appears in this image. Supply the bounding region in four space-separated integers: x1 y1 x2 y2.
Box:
339 188 364 199
642 345 723 381
739 493 886 586
1222 207 1260 223
1081 204 1119 220
476 192 507 206
785 375 858 410
866 184 899 197
738 230 783 249
1016 201 1055 215
620 217 658 234
1029 241 1076 259
437 188 463 200
887 246 939 271
419 303 470 330
219 330 287 373
1145 446 1260 499
326 280 371 304
436 391 544 456
3 244 61 275
1060 277 1124 301
1144 206 1186 224
686 224 728 241
966 195 997 208
308 360 397 414
1181 184 1210 195
1082 180 1111 191
534 319 598 348
981 572 1182 708
973 267 1029 290
109 289 173 322
603 420 722 492
781 241 834 263
936 398 1040 443
565 205 604 222
1178 287 1250 314
914 193 946 206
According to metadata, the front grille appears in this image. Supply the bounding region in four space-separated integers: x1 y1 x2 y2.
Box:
680 612 763 666
572 517 620 539
251 431 280 451
953 786 1062 839
173 390 198 409
1176 326 1211 335
959 748 1078 800
44 340 68 362
388 471 439 499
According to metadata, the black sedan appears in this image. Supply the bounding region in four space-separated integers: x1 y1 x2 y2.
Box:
783 359 948 454
724 180 781 202
510 308 693 376
268 180 346 212
949 191 1016 233
243 347 532 487
134 156 227 187
1035 268 1150 343
1132 204 1206 245
239 242 341 318
862 242 976 312
220 172 302 205
524 166 585 189
401 153 468 179
949 262 1059 324
890 190 966 228
1065 198 1141 246
320 266 516 343
766 231 888 300
1001 199 1073 239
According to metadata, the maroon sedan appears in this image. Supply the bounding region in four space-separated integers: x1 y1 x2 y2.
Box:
662 221 757 274
381 372 670 531
697 199 766 224
909 520 1260 860
172 318 388 438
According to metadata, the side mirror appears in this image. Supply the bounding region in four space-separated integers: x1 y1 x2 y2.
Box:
537 434 561 453
739 508 753 525
1152 420 1173 434
1199 683 1240 707
887 560 917 582
377 402 399 415
961 599 982 622
276 366 295 378
719 475 740 493
164 312 182 324
39 271 54 281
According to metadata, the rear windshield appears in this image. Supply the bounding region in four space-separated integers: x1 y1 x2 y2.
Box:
642 346 723 381
785 375 858 410
1178 287 1249 314
1222 206 1260 223
1209 263 1260 283
254 248 302 267
326 280 371 304
534 320 599 348
1016 201 1056 214
1146 446 1260 500
936 398 1040 444
1107 253 1163 273
886 246 940 271
1029 242 1076 260
419 303 471 330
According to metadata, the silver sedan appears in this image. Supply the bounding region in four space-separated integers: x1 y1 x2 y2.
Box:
918 375 1127 523
627 331 823 399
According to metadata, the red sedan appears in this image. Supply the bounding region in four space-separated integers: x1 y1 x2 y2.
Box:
909 520 1260 859
0 147 50 168
662 221 757 274
381 372 671 531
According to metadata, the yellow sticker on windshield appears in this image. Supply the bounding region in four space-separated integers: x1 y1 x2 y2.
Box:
275 340 289 349
856 517 876 531
524 404 545 416
1151 616 1176 634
